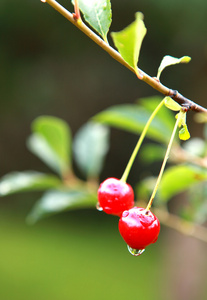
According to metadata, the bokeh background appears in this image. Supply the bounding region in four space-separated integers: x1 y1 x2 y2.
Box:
0 0 207 299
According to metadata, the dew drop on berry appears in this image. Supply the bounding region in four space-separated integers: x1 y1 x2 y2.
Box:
122 211 129 218
96 203 103 211
127 245 145 256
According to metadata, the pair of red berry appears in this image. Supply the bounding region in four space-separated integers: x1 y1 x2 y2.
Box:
97 177 160 255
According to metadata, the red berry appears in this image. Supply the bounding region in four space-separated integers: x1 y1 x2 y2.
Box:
119 207 160 251
97 177 134 216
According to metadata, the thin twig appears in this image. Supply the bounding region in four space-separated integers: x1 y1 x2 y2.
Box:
171 145 207 168
153 207 207 243
42 0 207 114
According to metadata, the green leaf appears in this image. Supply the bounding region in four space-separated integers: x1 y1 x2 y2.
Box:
93 102 174 144
26 189 97 224
159 164 207 202
27 116 72 177
73 122 110 178
164 96 181 111
0 171 61 196
175 110 191 140
72 0 112 41
111 12 147 76
157 55 191 80
179 124 191 141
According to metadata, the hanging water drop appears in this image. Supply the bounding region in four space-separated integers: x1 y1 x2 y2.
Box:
40 0 47 3
127 245 145 256
96 203 103 212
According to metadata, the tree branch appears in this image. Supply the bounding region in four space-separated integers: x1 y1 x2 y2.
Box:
41 0 207 114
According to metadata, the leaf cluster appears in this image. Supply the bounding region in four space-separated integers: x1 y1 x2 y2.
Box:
0 117 109 223
0 97 206 225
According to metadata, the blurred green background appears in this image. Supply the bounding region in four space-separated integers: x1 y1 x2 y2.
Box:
0 0 207 299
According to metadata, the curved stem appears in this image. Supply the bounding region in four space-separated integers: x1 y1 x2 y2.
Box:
146 115 180 211
42 0 207 113
120 99 165 183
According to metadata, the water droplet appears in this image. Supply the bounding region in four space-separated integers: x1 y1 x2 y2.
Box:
40 0 47 3
96 203 103 212
127 245 145 256
122 211 129 218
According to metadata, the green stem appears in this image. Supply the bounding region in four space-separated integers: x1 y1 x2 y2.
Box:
146 115 180 211
120 99 165 183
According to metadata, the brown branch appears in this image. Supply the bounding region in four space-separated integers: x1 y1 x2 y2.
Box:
141 71 207 113
42 0 207 114
169 90 207 113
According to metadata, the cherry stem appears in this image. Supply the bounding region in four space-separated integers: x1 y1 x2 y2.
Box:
146 113 181 211
120 99 165 183
73 0 81 20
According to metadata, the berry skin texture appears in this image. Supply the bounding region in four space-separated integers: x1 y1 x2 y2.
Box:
97 177 134 216
119 207 160 250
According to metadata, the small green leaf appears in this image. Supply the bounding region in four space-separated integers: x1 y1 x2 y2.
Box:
27 116 71 177
164 96 181 111
179 125 191 140
0 171 61 196
73 122 110 178
111 12 147 76
26 189 97 224
175 111 191 140
93 103 174 144
157 55 191 79
159 164 207 202
72 0 112 41
176 110 187 127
